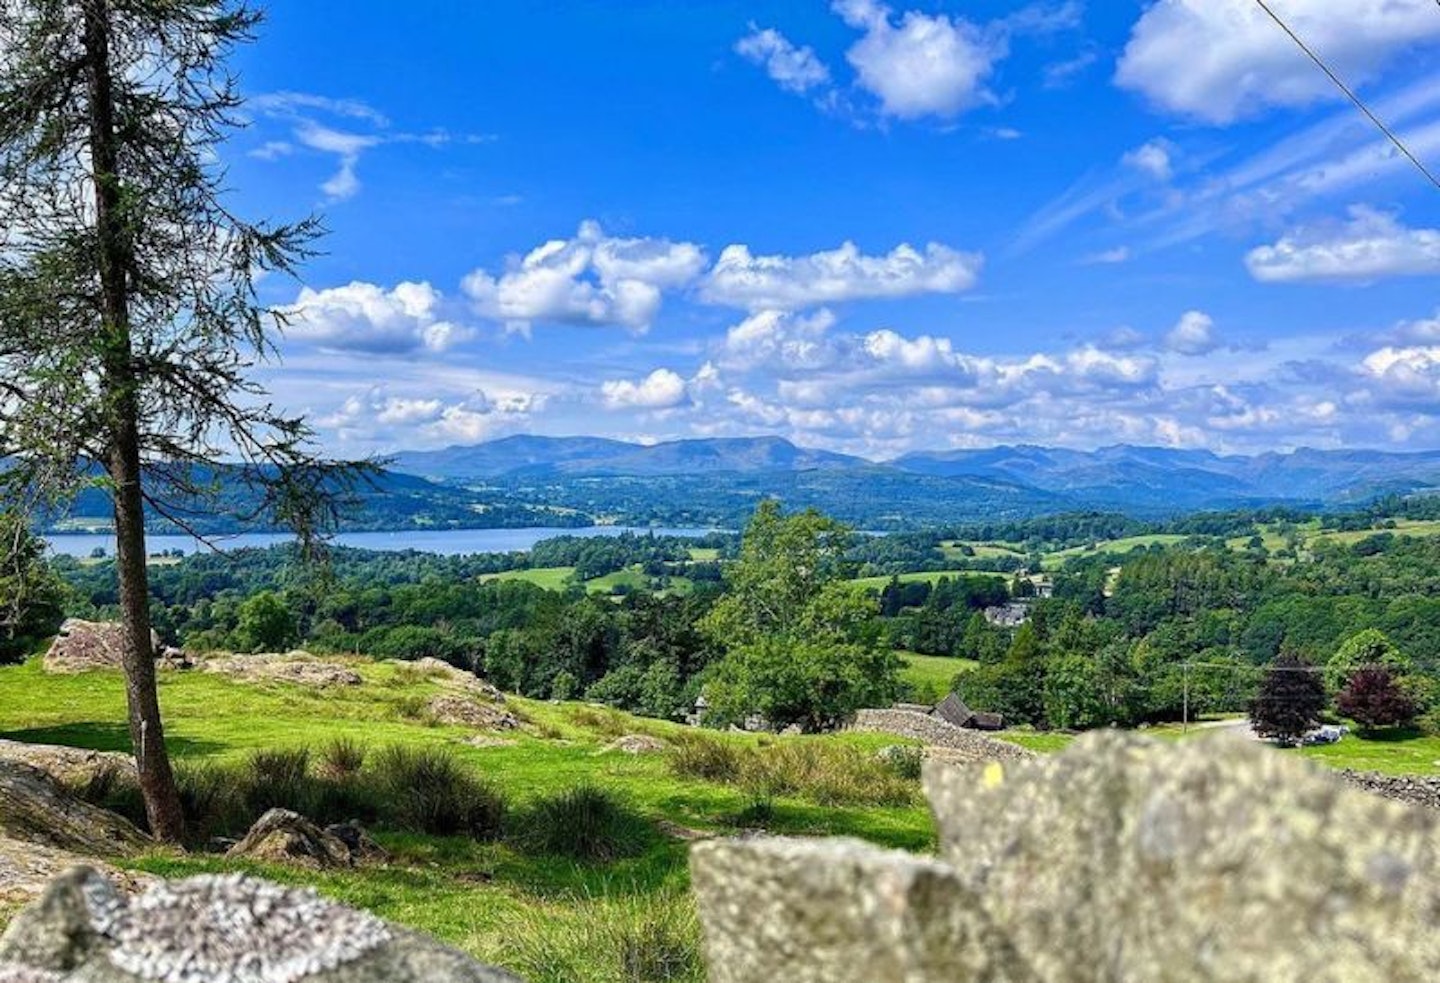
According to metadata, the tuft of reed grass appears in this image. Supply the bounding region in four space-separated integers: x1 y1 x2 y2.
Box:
371 744 505 839
512 785 650 863
499 891 704 983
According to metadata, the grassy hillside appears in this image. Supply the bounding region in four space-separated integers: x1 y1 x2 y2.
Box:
0 657 936 979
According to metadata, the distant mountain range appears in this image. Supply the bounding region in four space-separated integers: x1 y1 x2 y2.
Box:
395 435 1440 516
41 436 1440 534
392 435 865 480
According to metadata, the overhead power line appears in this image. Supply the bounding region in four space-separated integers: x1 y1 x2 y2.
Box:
1253 0 1440 192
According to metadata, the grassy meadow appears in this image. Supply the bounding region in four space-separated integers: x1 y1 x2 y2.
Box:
0 656 935 980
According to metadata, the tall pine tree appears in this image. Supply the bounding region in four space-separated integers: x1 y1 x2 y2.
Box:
0 0 363 840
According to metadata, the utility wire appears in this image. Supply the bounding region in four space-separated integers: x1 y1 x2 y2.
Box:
1254 0 1440 192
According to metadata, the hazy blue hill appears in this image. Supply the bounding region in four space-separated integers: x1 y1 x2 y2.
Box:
394 435 867 480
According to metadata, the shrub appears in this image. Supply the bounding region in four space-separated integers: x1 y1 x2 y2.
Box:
876 744 924 781
670 734 915 808
371 745 504 839
514 785 650 863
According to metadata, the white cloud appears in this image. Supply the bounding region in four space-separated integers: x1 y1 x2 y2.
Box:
1246 207 1440 283
600 369 690 410
1359 345 1440 410
462 221 707 333
1123 139 1173 181
833 0 1002 120
286 281 471 355
1082 246 1132 265
735 25 831 94
1116 0 1440 124
1165 310 1220 356
703 240 981 310
720 309 839 371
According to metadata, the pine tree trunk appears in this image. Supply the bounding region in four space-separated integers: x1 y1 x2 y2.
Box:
83 0 185 843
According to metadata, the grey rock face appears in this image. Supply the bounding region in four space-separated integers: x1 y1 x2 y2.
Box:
0 763 148 858
0 868 519 983
43 622 163 675
0 743 135 790
693 731 1440 983
225 810 355 870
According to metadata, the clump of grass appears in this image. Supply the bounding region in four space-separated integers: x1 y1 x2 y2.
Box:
317 737 367 779
513 785 650 863
243 747 315 816
668 733 745 784
499 891 704 983
572 706 637 739
371 744 504 839
68 762 147 830
876 744 925 781
390 694 434 723
175 762 246 846
669 733 915 808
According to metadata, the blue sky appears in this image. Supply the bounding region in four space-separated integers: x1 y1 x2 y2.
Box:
227 1 1440 458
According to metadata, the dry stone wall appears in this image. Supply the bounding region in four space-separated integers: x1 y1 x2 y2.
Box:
693 730 1440 983
850 708 1035 762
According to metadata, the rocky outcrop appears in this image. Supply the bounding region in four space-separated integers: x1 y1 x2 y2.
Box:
602 735 668 755
849 708 1034 763
427 696 520 731
692 731 1440 983
226 810 353 869
199 652 364 688
0 742 134 789
0 868 520 982
412 658 507 702
0 762 147 858
0 839 153 911
42 621 161 675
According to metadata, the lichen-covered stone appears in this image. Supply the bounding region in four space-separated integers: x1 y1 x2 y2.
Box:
0 839 153 911
0 869 520 982
199 653 363 689
691 836 1036 983
427 696 519 731
923 731 1440 983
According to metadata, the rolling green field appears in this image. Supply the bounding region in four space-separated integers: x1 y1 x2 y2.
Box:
479 566 578 590
897 651 977 699
850 569 1002 591
1040 534 1189 570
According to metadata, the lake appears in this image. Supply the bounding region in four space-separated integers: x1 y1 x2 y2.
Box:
43 526 721 559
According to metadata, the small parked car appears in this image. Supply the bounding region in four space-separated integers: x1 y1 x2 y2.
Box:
1302 725 1346 745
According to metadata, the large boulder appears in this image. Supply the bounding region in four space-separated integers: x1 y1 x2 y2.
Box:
692 731 1440 983
0 762 147 858
225 809 353 870
427 696 519 731
0 839 153 912
0 868 520 982
0 742 134 789
42 622 161 675
411 658 507 703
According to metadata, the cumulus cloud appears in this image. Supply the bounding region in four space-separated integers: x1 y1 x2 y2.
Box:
462 221 707 333
702 240 981 310
600 369 690 409
286 281 471 355
317 386 541 447
1116 0 1440 124
720 309 839 371
1359 345 1440 410
1122 139 1174 181
833 0 1002 120
1165 310 1220 356
735 25 831 94
1246 207 1440 283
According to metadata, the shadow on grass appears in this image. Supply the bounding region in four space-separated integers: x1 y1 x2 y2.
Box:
1345 725 1426 744
0 722 223 758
